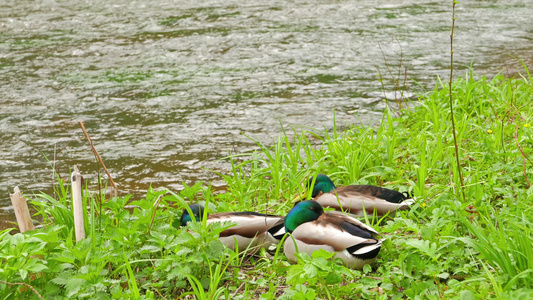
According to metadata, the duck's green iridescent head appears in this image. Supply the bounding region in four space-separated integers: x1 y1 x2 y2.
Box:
308 174 337 197
284 200 324 233
180 204 205 226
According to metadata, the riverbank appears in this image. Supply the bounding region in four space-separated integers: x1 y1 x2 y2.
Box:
1 70 532 298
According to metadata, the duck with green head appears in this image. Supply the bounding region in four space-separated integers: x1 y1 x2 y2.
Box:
297 174 414 217
284 200 382 269
179 204 285 252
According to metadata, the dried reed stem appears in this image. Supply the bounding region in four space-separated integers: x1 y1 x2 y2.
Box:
449 1 466 201
513 120 531 187
78 120 118 197
0 280 44 300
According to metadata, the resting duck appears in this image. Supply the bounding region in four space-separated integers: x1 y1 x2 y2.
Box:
284 200 382 269
179 204 285 252
298 174 414 217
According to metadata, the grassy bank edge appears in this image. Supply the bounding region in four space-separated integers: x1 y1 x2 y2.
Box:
1 69 533 299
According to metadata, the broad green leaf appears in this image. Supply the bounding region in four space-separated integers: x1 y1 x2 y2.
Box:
18 268 28 280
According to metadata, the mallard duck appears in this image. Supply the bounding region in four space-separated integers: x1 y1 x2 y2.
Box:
297 174 414 217
179 204 285 252
283 200 382 269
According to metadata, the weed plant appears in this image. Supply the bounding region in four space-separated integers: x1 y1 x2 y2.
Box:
1 69 532 299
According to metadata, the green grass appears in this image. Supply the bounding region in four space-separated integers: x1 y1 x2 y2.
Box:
1 69 533 299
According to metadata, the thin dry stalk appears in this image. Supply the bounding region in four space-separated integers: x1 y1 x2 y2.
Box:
403 65 411 108
0 280 44 300
78 120 118 197
448 1 466 201
376 65 392 111
394 35 411 109
376 44 397 116
377 36 410 110
150 286 168 300
97 166 103 231
501 115 507 162
376 42 409 117
513 120 532 187
231 281 246 298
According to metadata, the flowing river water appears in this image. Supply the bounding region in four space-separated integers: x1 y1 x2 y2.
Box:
1 0 532 228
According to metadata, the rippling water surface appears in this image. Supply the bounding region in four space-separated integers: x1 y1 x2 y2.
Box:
1 0 532 227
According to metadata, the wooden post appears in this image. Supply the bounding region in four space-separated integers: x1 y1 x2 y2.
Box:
9 186 35 233
71 166 85 242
